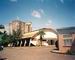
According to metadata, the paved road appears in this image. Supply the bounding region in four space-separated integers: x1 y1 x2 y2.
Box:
0 46 75 60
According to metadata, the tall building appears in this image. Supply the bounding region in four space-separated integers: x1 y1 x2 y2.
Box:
9 20 32 35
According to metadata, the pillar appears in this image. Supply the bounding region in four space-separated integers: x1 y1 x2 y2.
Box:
29 39 31 46
20 40 22 47
21 39 25 46
24 40 26 46
26 38 30 46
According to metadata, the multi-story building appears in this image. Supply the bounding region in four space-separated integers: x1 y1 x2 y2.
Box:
9 20 32 35
57 27 75 53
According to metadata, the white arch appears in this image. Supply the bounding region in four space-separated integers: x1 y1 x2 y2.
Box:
35 32 57 39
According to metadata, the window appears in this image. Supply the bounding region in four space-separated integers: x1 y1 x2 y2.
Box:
64 39 72 46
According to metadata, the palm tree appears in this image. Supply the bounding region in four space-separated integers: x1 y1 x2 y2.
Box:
38 30 45 46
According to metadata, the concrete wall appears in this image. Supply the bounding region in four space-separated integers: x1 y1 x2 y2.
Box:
71 34 75 52
58 34 75 53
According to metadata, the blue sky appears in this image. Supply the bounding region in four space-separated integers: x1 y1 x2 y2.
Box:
0 0 75 30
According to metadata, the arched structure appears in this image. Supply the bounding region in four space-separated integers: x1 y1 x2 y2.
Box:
31 28 58 46
32 28 58 38
15 28 59 47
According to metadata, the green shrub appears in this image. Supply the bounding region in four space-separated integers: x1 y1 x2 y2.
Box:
66 50 75 55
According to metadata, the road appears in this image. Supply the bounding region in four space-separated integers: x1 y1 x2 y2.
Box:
0 46 75 60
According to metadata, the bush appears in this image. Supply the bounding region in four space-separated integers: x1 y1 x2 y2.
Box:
66 50 75 55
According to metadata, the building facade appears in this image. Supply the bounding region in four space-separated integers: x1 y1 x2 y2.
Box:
57 27 75 53
21 27 75 53
22 28 58 46
8 20 75 53
9 20 32 35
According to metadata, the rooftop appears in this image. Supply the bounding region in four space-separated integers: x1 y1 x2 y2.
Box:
57 27 75 34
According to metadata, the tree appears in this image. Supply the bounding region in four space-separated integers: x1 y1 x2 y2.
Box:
37 30 45 46
11 28 22 47
1 31 10 47
0 28 22 47
13 28 22 40
0 31 3 34
7 34 14 47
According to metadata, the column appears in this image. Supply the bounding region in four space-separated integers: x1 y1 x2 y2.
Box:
24 40 26 46
29 39 31 47
20 40 22 47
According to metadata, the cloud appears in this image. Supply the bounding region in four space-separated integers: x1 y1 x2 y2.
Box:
45 20 55 29
45 20 52 26
39 9 44 14
44 19 56 29
32 10 42 18
60 0 64 3
48 20 52 24
32 9 45 18
9 0 18 2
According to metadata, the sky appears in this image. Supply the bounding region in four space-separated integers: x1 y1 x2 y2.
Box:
0 0 75 30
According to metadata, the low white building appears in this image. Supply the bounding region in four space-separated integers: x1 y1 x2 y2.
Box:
22 28 58 46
